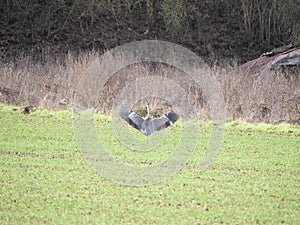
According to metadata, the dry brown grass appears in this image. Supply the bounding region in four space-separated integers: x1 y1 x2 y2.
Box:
0 51 98 109
97 62 207 115
0 50 299 124
214 64 300 124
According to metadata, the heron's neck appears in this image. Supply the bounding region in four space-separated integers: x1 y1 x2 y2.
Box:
146 104 150 119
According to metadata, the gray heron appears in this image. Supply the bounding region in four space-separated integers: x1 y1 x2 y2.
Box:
119 104 179 136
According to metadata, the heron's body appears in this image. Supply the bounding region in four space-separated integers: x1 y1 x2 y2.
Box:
119 104 179 136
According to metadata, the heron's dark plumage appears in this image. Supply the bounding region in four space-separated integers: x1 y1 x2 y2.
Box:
119 105 179 136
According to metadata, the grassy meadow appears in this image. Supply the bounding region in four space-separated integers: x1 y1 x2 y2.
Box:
0 104 299 224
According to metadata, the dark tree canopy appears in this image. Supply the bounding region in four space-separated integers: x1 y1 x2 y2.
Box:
1 0 299 62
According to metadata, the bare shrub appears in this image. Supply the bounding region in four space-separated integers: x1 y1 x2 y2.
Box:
96 62 207 115
0 50 207 115
0 50 99 109
0 49 299 124
215 63 300 124
240 0 300 47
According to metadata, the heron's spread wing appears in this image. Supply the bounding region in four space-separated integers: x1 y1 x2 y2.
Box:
119 106 144 130
152 111 179 131
166 111 179 123
119 107 131 122
152 115 170 131
128 112 144 130
119 106 179 135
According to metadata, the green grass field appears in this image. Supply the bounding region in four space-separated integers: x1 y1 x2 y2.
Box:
0 104 299 224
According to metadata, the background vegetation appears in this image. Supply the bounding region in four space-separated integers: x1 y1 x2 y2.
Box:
1 0 300 62
0 1 299 123
1 50 299 124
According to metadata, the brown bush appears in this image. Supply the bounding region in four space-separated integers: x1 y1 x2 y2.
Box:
96 62 207 115
0 50 98 109
0 50 298 124
214 64 300 124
